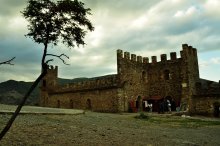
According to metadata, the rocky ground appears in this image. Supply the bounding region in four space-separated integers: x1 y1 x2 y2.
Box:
0 105 220 146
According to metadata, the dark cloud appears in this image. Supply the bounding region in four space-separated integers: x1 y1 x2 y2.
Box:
82 0 160 15
0 0 26 16
0 0 220 82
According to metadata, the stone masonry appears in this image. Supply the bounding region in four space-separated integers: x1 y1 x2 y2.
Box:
40 44 220 116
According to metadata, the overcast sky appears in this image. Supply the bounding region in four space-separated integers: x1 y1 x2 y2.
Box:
0 0 220 83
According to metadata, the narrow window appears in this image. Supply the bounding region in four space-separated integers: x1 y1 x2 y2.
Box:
164 70 170 80
86 99 92 110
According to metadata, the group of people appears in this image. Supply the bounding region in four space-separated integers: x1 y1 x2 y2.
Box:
143 101 153 112
132 97 177 113
159 98 176 113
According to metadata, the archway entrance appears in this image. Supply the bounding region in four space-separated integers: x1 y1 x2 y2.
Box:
146 96 163 112
213 102 220 117
86 99 92 110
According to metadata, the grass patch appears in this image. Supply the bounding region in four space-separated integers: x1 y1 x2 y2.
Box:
134 114 220 128
135 112 149 120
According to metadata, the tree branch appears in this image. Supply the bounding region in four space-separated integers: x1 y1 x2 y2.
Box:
45 59 54 64
0 70 47 140
46 53 70 65
0 57 16 65
0 44 48 140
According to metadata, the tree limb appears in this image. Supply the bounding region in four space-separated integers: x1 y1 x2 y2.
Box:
46 53 70 65
0 42 49 140
0 70 47 140
0 57 16 65
45 59 54 64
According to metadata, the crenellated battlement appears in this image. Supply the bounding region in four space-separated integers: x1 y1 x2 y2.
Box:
124 52 130 60
47 65 58 77
170 52 177 60
52 74 119 93
160 54 167 62
41 43 216 114
131 54 136 61
137 56 142 63
117 44 197 65
47 65 58 70
181 44 197 58
151 56 157 63
143 57 149 63
117 48 180 64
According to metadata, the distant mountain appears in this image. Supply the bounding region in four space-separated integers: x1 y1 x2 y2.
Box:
58 77 89 85
0 80 39 105
0 77 89 105
1 77 218 106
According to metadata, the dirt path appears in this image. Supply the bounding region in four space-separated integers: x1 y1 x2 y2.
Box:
0 104 84 115
1 110 220 146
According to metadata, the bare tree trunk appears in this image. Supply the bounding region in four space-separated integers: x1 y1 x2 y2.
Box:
0 70 47 140
0 43 48 140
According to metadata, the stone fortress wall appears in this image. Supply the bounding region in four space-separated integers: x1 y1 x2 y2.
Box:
40 44 220 116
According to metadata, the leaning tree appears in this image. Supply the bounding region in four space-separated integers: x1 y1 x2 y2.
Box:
0 0 94 140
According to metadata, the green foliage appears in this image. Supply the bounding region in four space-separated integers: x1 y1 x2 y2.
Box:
22 0 94 48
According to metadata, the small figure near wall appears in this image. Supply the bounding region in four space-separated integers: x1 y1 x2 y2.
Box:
167 100 171 112
149 103 153 112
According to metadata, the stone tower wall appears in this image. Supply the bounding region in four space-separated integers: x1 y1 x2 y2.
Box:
146 55 183 104
40 65 58 106
47 88 120 112
117 50 148 111
117 49 185 111
191 95 220 116
180 44 200 112
41 72 122 112
40 44 204 113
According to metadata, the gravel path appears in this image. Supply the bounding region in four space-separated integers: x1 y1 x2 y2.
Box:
0 105 220 146
0 104 83 115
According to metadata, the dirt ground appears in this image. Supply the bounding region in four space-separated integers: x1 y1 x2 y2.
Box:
1 110 220 146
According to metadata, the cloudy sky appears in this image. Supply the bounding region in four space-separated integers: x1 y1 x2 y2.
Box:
0 0 220 83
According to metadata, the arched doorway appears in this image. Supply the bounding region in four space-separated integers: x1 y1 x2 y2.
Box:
147 96 163 112
213 102 220 117
86 99 92 110
159 96 176 112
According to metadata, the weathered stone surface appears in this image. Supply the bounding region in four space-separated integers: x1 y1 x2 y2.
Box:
40 44 220 115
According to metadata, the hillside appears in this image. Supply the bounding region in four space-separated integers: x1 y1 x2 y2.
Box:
0 78 218 106
0 78 89 105
0 80 39 105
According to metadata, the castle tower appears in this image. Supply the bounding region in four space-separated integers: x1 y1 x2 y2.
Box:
117 49 123 76
116 49 149 112
180 44 200 112
40 65 58 106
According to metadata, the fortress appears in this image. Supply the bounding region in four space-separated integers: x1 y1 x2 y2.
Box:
40 44 220 116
